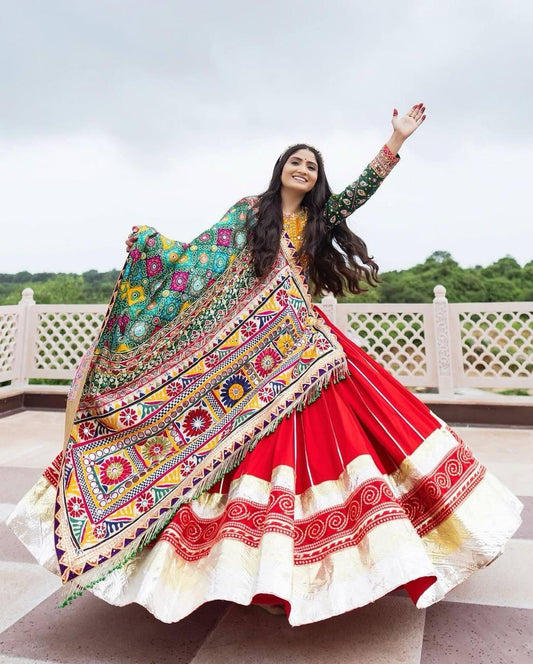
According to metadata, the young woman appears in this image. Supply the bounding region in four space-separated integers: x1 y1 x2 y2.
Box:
9 104 522 626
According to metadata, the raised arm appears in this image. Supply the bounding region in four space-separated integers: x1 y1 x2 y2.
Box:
325 103 426 227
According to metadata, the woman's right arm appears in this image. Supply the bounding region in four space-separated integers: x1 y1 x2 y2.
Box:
324 145 400 227
325 103 426 228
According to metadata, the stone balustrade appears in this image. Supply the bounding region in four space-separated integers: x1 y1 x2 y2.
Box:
1 287 532 397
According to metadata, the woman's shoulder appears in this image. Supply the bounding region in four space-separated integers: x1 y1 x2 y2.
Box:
217 196 259 227
222 196 260 221
233 195 260 210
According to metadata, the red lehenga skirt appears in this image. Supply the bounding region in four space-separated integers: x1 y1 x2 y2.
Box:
84 308 522 626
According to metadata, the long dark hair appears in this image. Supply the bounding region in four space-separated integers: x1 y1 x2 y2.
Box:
246 144 380 297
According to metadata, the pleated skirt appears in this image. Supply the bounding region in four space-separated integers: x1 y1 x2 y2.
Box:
84 307 523 625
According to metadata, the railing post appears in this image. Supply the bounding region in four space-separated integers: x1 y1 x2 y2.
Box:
320 292 338 325
11 288 36 389
432 284 455 397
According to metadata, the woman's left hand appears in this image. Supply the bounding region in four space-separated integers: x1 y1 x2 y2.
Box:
391 103 426 140
125 226 139 252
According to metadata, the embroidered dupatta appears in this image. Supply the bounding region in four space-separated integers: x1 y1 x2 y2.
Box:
56 198 347 595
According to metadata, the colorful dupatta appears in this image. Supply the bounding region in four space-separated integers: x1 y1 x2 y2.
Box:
56 197 347 595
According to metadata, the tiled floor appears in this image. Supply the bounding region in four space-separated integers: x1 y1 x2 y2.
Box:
0 411 531 664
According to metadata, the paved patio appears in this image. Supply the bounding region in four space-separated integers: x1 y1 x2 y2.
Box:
0 410 531 663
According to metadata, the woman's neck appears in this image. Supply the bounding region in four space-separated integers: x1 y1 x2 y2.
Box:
280 190 304 215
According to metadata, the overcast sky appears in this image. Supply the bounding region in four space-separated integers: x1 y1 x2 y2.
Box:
2 0 532 276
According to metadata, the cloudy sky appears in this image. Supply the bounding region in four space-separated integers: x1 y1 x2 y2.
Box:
2 0 532 276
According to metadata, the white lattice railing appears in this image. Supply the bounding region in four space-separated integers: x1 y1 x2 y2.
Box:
0 308 19 383
0 289 106 387
0 286 532 396
319 284 533 396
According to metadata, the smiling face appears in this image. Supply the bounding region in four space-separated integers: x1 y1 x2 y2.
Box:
280 148 318 195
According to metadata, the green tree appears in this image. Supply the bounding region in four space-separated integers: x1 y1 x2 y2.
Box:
32 275 87 304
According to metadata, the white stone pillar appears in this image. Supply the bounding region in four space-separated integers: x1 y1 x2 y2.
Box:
320 292 337 325
432 284 455 397
11 288 36 388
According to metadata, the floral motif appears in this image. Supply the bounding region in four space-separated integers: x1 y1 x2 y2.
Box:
183 408 213 438
217 228 232 246
220 374 252 407
213 252 228 272
204 353 219 369
170 271 189 292
315 337 330 352
254 348 280 377
78 420 96 441
119 407 137 426
131 322 147 340
241 319 258 339
166 381 183 398
258 385 275 403
276 333 295 355
129 248 141 263
146 255 163 277
67 496 85 518
136 491 155 513
144 436 171 461
181 457 197 477
275 289 289 307
191 276 205 292
93 523 107 540
99 456 132 485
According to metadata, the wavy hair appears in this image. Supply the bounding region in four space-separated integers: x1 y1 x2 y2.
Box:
246 144 381 297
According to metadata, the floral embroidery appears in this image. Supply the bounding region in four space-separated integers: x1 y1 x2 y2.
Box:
119 408 137 426
324 146 399 227
144 436 172 461
93 523 107 540
275 289 289 307
315 337 330 352
276 333 295 355
67 496 85 518
170 272 189 292
183 408 213 438
166 381 183 398
254 348 281 377
204 353 219 368
146 256 163 277
181 457 197 477
136 491 155 513
220 375 252 407
217 228 232 246
99 456 132 485
258 385 275 403
78 421 96 441
241 319 258 338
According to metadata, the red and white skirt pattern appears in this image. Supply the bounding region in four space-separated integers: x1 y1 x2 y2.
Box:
80 310 522 625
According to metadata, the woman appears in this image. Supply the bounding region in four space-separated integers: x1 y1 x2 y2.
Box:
9 104 522 626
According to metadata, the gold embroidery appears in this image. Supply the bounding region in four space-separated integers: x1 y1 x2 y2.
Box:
283 210 307 252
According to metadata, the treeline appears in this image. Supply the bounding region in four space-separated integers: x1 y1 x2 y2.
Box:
342 251 533 303
0 252 532 305
0 269 120 305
